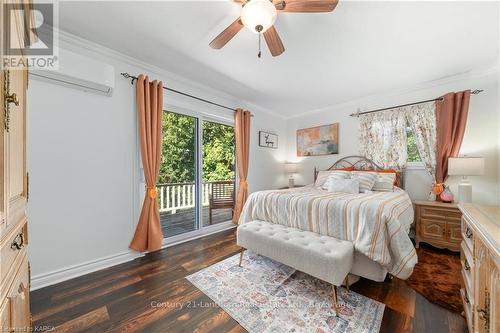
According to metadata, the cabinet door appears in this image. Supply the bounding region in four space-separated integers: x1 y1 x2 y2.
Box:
10 259 30 331
474 240 491 333
447 221 462 244
0 299 10 333
420 219 446 241
1 0 28 236
490 259 499 333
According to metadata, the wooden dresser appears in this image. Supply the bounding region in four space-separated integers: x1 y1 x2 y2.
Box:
0 0 32 330
414 200 462 252
459 204 499 333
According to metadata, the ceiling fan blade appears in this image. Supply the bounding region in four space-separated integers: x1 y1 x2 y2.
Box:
209 18 244 49
263 26 285 57
277 0 338 12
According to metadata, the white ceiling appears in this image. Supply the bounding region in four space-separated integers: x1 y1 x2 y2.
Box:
59 1 499 117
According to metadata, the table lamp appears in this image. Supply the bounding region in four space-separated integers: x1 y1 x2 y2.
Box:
284 163 299 188
448 157 485 203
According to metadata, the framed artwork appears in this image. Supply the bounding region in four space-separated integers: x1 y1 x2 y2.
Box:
297 123 339 156
259 131 278 149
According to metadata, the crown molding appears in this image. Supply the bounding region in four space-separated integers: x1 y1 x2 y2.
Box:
55 28 285 120
287 64 499 119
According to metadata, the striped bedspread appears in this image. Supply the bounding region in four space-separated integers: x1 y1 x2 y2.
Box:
239 186 417 279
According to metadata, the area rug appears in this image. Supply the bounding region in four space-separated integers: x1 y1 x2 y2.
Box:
405 244 462 313
186 251 384 333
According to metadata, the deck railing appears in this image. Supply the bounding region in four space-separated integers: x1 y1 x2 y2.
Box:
157 181 235 214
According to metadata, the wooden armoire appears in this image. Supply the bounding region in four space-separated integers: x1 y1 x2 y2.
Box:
0 0 32 330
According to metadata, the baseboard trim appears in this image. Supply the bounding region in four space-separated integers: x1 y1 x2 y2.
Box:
30 250 143 291
30 226 237 291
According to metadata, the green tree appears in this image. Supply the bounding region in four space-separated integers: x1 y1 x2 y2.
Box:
406 125 421 162
159 113 235 184
202 121 235 182
159 112 196 184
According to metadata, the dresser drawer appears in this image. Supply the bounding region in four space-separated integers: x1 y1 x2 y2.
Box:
0 221 28 286
461 217 474 252
460 288 473 333
421 206 462 221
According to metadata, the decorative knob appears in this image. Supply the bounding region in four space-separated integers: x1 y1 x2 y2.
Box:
6 92 19 106
10 233 24 250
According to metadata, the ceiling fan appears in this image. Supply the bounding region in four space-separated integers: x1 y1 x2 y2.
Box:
209 0 339 57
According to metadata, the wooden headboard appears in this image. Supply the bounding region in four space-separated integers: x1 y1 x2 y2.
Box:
313 155 405 189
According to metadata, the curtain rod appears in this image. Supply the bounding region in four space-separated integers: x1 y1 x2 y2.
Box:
121 72 238 112
349 89 484 117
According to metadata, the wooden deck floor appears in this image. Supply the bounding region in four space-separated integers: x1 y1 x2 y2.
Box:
31 229 467 333
160 207 232 237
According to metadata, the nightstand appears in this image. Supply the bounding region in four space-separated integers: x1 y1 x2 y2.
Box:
414 200 462 252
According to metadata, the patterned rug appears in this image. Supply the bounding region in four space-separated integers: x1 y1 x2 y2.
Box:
405 244 462 313
186 251 385 333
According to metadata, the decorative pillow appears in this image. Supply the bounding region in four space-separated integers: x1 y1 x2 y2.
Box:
372 172 396 192
353 168 399 186
315 170 351 188
321 172 351 190
327 179 360 194
351 171 377 192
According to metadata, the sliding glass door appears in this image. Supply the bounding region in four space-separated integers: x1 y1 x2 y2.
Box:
201 120 235 227
158 111 199 238
158 111 235 240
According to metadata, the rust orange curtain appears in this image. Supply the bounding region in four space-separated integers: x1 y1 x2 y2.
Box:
435 90 471 183
130 75 164 252
233 109 251 224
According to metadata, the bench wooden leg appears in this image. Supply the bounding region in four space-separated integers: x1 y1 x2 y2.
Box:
344 276 349 292
331 285 338 316
238 249 245 267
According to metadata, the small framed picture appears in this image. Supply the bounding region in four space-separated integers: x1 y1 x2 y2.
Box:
259 131 278 149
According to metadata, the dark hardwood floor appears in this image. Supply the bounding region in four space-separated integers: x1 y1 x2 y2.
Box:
31 229 467 333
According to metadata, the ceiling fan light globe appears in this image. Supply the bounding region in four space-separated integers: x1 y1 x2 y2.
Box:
241 0 277 33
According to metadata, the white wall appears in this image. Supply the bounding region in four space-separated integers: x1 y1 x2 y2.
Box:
285 69 500 205
27 32 287 289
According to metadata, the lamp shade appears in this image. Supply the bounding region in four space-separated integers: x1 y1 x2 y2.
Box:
241 0 277 33
448 157 485 176
284 163 299 174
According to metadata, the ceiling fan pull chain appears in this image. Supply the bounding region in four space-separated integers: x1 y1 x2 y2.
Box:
258 33 262 58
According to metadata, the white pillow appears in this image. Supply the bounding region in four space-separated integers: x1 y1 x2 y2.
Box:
351 171 377 192
327 179 360 194
321 172 351 190
373 173 396 192
315 170 350 188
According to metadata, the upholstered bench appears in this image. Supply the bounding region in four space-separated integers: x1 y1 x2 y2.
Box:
236 220 354 316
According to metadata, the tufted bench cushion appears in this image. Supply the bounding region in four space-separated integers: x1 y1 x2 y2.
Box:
237 220 353 286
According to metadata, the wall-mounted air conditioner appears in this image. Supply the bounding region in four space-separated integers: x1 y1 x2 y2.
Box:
30 48 115 96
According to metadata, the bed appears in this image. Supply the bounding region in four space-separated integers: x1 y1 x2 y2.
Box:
239 156 417 281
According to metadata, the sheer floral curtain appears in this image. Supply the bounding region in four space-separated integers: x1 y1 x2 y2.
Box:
359 109 407 170
404 102 437 177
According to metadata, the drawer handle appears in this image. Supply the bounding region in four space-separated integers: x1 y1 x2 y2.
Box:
10 233 24 250
465 228 473 239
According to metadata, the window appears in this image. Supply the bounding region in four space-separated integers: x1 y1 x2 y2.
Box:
406 124 421 163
